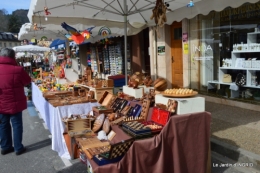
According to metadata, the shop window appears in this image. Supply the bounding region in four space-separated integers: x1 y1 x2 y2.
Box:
174 28 182 40
189 2 260 102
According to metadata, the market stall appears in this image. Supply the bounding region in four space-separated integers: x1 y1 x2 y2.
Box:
86 111 211 173
32 82 99 159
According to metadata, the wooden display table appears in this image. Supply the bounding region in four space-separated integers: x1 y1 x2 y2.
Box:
78 84 113 100
155 94 205 115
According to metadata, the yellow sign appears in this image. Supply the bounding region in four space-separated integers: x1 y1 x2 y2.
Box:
183 43 189 54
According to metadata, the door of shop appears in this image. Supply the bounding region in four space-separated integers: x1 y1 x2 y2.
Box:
171 22 183 88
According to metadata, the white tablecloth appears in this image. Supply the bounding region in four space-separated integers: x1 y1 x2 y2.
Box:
32 83 99 159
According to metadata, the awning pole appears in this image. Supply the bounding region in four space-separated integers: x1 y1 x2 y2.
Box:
124 0 128 85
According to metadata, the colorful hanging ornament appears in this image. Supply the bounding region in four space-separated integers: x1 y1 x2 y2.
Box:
61 22 84 44
33 23 45 30
81 26 95 39
41 36 48 41
81 30 91 39
44 7 51 15
187 1 194 7
33 23 38 30
98 26 111 37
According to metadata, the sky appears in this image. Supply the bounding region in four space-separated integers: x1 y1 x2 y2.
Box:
1 0 31 14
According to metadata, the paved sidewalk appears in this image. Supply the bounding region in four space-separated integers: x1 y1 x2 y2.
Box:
206 101 260 171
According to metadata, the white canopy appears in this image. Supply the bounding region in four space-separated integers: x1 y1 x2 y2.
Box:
166 0 260 22
28 0 202 28
18 23 66 40
13 45 51 52
18 22 141 44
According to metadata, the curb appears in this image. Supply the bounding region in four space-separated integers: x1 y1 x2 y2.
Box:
211 138 260 171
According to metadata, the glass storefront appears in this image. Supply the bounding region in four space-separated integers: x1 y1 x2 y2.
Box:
189 1 260 103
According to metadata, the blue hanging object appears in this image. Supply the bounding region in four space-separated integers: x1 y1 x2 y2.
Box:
187 1 194 7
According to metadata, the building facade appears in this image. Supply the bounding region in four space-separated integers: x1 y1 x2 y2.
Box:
0 32 21 49
149 0 260 104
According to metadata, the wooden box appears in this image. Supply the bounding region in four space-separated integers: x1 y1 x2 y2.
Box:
66 118 92 137
98 91 117 107
75 136 110 159
142 107 171 134
92 106 114 116
122 121 152 138
102 79 114 87
111 98 129 113
139 99 151 120
99 138 134 160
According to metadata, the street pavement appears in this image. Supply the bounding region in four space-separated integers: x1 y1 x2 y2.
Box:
0 101 259 173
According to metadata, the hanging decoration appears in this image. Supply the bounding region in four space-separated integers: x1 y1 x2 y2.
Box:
98 26 111 37
64 34 73 41
61 22 85 44
33 23 45 31
44 7 51 15
81 26 95 39
150 0 169 27
41 36 48 41
81 30 91 39
63 26 95 42
33 23 38 30
84 26 95 34
187 1 194 7
44 0 51 21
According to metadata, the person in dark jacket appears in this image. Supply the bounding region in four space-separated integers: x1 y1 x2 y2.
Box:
0 48 31 155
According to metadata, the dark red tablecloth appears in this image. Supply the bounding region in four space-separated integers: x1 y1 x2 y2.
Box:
89 111 211 173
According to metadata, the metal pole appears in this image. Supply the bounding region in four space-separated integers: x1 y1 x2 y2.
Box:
124 0 128 85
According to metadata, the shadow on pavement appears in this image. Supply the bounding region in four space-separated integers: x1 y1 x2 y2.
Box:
25 139 52 152
57 161 88 173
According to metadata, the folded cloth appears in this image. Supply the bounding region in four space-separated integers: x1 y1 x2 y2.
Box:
229 83 239 91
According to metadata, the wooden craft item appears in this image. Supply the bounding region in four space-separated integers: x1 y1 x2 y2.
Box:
111 116 126 125
92 106 114 116
107 113 116 121
107 95 117 109
143 76 153 87
99 138 134 160
155 103 167 110
120 106 131 116
162 88 198 98
123 116 144 122
102 118 111 134
139 99 151 120
86 145 111 159
73 87 80 97
75 136 110 157
66 118 92 137
98 91 114 106
78 88 86 97
167 99 178 114
92 114 105 133
153 78 167 91
107 130 116 141
87 90 95 101
150 89 155 96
